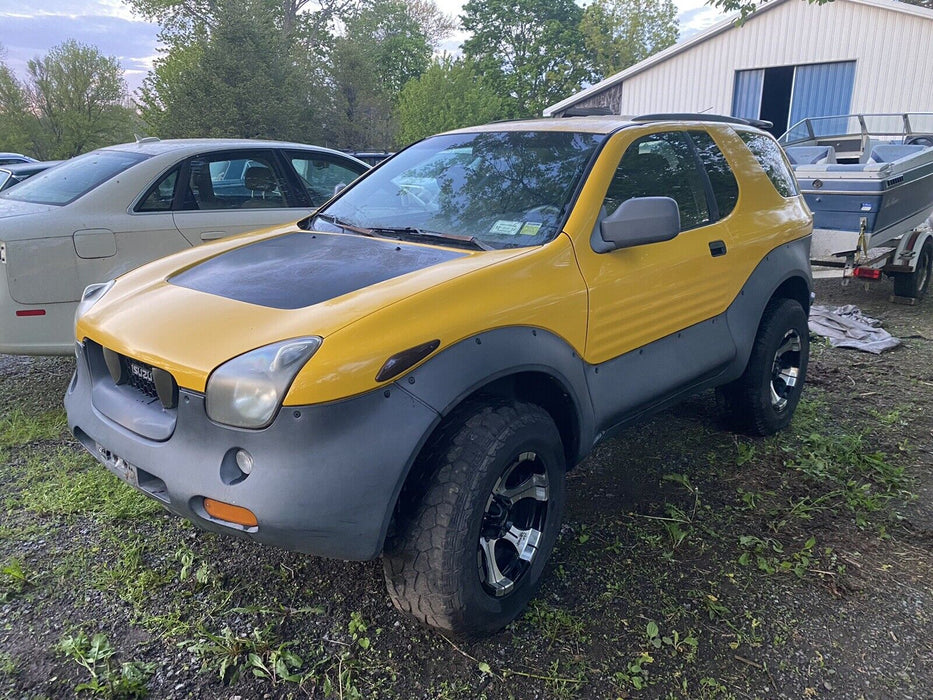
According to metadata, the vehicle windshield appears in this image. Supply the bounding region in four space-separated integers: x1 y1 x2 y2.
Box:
0 150 149 206
312 130 606 249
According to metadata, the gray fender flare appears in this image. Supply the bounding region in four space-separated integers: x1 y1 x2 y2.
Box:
375 327 595 552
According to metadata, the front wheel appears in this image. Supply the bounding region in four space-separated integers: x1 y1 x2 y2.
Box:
892 239 932 300
383 401 566 637
718 298 809 436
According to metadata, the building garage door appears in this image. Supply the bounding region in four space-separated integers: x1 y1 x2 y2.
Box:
732 60 856 136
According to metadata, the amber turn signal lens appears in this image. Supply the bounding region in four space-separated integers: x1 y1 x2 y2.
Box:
203 498 258 527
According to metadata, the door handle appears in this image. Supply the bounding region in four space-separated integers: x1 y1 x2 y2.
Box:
708 240 727 257
200 231 226 241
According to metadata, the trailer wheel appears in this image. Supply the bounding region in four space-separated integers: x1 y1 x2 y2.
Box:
893 239 932 300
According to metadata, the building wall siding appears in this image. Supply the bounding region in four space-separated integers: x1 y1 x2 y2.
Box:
570 0 933 118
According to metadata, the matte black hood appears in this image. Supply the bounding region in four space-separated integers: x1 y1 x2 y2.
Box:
169 231 468 310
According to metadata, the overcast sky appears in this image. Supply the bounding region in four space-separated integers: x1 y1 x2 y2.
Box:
0 0 726 95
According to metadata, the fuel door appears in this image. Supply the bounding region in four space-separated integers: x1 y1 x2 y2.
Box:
74 229 117 259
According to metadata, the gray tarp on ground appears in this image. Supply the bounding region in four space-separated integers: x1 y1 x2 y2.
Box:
808 304 900 354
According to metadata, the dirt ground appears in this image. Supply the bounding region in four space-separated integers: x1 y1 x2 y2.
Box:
1 276 931 699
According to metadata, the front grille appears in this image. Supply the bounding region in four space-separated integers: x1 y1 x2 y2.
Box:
99 345 178 409
124 358 159 399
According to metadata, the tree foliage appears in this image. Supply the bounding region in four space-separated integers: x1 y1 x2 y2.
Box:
0 41 134 159
581 0 679 80
395 57 505 146
131 0 445 148
461 0 592 118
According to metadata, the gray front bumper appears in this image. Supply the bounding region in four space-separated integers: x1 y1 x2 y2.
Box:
64 342 440 561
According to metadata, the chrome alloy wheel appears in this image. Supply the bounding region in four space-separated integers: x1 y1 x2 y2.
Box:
478 451 550 597
770 329 802 412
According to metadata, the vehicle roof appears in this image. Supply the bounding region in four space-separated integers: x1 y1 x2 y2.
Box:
0 152 37 161
442 115 754 136
0 161 61 175
97 138 366 163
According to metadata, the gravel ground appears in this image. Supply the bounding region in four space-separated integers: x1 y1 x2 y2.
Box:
0 276 931 699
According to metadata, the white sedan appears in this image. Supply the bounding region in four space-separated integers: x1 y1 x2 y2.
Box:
0 138 368 354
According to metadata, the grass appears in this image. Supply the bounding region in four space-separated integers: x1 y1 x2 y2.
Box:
8 447 162 521
0 407 68 448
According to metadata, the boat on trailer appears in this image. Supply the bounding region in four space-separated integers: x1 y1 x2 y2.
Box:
779 113 933 300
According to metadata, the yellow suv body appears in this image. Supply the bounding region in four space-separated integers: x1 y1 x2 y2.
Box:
66 116 812 637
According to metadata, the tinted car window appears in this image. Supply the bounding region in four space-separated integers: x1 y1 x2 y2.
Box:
289 153 366 205
180 152 289 210
0 171 10 190
0 150 149 206
738 131 798 197
689 130 739 219
604 132 710 230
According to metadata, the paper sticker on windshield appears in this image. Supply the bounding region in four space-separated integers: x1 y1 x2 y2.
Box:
490 220 522 236
519 222 542 236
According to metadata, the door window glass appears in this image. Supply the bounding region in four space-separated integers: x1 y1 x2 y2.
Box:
603 132 710 230
180 152 288 210
288 153 367 205
689 131 739 219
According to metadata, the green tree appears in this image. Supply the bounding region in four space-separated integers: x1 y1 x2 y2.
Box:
0 50 35 154
581 0 679 80
461 0 592 118
395 57 505 146
3 41 135 159
706 0 928 25
147 1 310 139
328 0 433 148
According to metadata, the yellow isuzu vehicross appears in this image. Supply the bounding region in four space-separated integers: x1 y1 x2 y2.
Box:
66 115 812 637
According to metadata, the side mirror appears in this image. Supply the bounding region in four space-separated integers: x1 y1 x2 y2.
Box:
599 196 681 250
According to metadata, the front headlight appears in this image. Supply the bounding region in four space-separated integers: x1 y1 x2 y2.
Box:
74 280 115 337
206 337 322 429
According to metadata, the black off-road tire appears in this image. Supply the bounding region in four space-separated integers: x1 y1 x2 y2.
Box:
892 239 932 300
717 298 809 436
382 401 566 638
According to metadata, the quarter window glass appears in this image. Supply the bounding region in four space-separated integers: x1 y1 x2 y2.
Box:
0 150 148 206
738 131 798 197
689 131 739 219
289 153 366 205
136 169 178 212
604 132 710 230
180 152 288 210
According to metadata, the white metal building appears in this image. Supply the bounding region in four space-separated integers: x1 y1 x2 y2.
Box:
544 0 933 136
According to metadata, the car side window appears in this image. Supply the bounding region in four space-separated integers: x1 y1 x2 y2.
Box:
288 152 366 205
603 132 710 231
136 168 179 212
179 151 289 211
737 131 799 197
689 131 739 219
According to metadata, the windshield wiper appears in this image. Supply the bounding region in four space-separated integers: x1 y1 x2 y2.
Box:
312 213 382 238
370 226 493 251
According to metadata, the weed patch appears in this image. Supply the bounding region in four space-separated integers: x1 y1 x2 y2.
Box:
12 447 162 521
58 630 155 699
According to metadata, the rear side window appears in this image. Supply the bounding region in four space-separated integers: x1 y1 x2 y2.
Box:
689 131 739 219
738 131 798 197
604 131 711 230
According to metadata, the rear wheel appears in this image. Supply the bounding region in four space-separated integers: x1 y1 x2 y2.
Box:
892 239 932 300
383 401 566 637
718 298 809 436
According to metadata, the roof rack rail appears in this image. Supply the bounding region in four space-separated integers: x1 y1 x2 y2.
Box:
560 106 615 117
631 113 774 130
